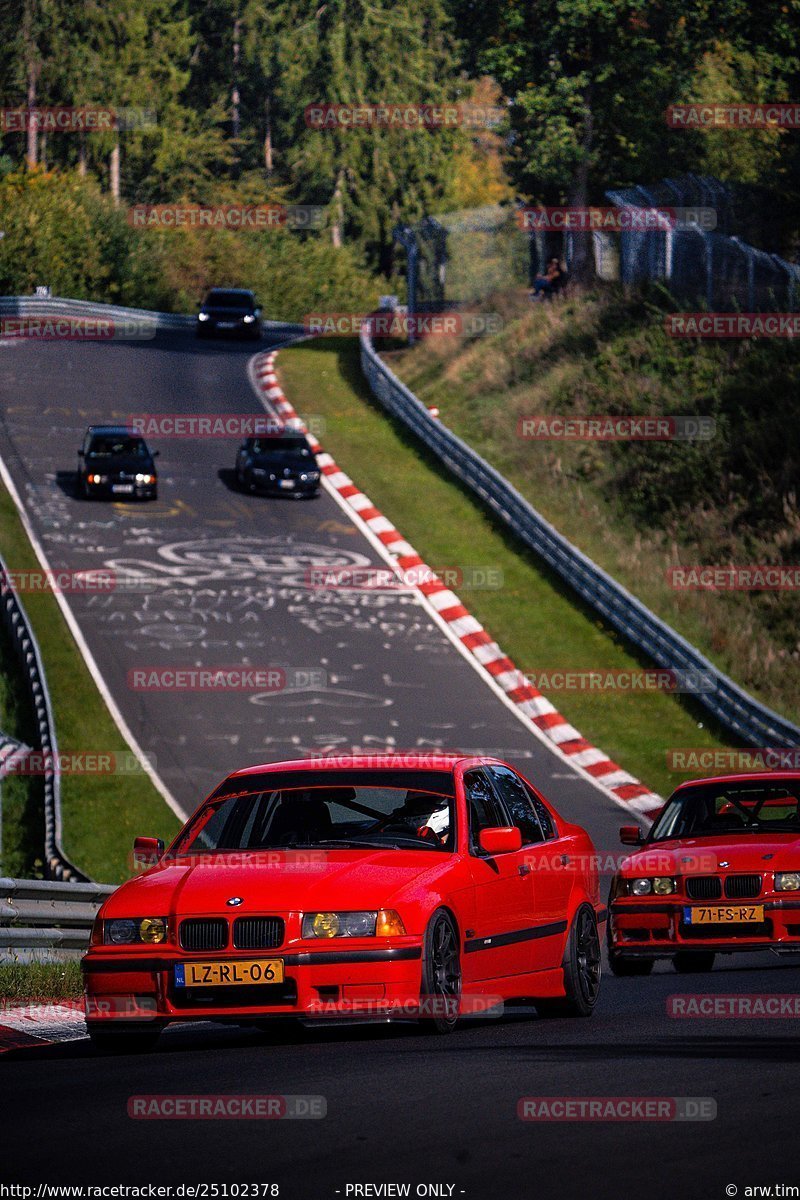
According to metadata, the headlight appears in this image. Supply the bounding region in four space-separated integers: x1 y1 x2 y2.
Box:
653 877 676 895
243 314 256 323
104 917 168 945
775 872 800 891
198 311 210 321
302 909 406 938
135 473 154 484
630 878 653 896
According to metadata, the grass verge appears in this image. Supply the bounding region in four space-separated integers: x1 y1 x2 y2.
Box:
277 338 735 800
387 287 800 726
0 960 82 1002
0 482 180 883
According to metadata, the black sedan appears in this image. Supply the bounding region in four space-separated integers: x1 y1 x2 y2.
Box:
235 432 321 496
196 288 262 340
77 426 159 500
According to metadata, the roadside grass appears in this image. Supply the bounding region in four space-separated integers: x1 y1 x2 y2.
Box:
0 959 82 1002
0 483 180 883
277 338 734 800
387 287 800 726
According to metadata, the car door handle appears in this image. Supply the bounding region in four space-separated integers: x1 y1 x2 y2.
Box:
518 863 532 876
560 854 570 865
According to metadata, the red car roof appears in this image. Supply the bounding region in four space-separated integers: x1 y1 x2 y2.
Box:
228 754 490 778
673 770 800 791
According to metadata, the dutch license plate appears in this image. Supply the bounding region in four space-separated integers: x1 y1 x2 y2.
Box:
174 958 284 987
684 905 764 925
218 321 236 328
279 479 295 489
112 484 134 494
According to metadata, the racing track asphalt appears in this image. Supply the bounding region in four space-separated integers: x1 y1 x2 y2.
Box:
2 328 799 1196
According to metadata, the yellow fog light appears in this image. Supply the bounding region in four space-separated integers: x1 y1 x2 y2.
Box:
653 877 676 895
139 917 167 943
312 912 341 938
376 909 406 937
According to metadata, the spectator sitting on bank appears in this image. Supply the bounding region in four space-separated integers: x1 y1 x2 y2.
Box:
530 258 566 301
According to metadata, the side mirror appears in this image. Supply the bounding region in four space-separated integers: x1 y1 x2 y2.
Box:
619 825 643 846
479 826 523 855
133 836 165 868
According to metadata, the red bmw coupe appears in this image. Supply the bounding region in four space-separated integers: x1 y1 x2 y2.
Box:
609 771 800 974
83 755 605 1050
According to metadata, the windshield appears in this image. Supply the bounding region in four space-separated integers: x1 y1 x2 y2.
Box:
205 291 254 308
249 436 311 457
649 781 800 841
175 770 456 854
88 436 148 458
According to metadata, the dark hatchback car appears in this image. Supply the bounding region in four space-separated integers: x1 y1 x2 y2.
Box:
235 432 321 496
77 426 159 500
196 288 261 340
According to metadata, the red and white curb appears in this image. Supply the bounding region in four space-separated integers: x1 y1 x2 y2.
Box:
0 1002 86 1052
250 350 662 820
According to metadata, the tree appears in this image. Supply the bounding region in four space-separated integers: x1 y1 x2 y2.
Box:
243 0 463 273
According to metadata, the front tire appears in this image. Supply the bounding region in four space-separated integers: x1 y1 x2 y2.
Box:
537 904 601 1017
673 951 716 973
420 909 462 1034
88 1023 162 1053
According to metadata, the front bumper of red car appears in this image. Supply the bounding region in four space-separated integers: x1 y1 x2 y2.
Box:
609 896 800 956
82 941 426 1025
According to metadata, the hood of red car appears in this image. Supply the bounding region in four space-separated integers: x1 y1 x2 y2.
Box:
621 832 800 875
103 850 453 917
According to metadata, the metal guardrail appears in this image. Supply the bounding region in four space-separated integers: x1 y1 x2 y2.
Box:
359 325 800 750
0 876 114 959
0 555 87 881
0 295 306 336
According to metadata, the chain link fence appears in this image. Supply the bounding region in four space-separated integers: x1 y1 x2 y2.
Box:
397 175 799 313
605 174 800 310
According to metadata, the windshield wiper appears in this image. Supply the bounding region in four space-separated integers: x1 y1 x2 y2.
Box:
313 836 439 851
